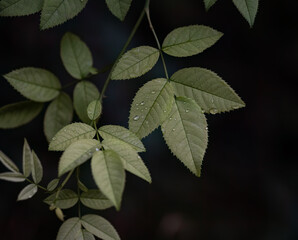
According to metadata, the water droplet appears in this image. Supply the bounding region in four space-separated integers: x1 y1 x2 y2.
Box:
151 91 156 94
52 137 56 140
145 121 149 124
136 107 139 110
169 117 172 120
95 148 99 151
210 109 218 114
136 103 139 106
161 128 165 132
64 129 67 132
174 118 177 121
133 115 140 121
145 107 148 110
172 128 175 131
185 109 189 113
164 110 167 113
140 101 145 106
141 109 144 112
202 110 205 113
205 127 208 130
138 156 141 159
232 106 239 110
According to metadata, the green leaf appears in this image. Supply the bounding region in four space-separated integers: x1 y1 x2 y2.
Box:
17 184 38 201
162 25 223 57
161 97 208 176
31 150 43 184
80 189 113 210
98 125 145 152
203 0 217 10
0 150 20 172
0 101 43 129
22 138 32 177
61 32 93 79
59 139 101 176
87 100 102 121
44 92 73 143
103 139 151 183
4 67 61 102
40 0 88 30
0 172 25 182
47 178 60 191
91 150 125 210
81 214 120 240
73 81 100 124
56 217 81 240
0 0 43 16
232 0 258 27
78 179 89 192
111 46 160 80
49 123 96 151
170 67 245 113
105 0 132 21
44 189 78 209
129 78 174 139
75 229 96 240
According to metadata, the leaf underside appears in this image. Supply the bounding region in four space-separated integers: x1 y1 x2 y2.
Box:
80 189 113 210
17 184 38 201
22 138 32 177
0 0 43 17
57 217 81 240
0 150 20 172
44 189 78 209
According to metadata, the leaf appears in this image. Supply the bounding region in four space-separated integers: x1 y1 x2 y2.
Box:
87 100 102 121
0 101 43 129
49 123 96 151
78 179 89 192
31 150 43 184
44 92 73 143
80 189 113 210
103 139 151 183
58 139 101 176
40 0 88 30
81 214 120 240
73 81 100 124
232 0 258 27
98 125 145 152
0 0 43 17
22 138 32 177
162 25 223 57
4 67 61 102
47 178 60 191
17 184 38 201
0 150 19 172
161 97 208 177
91 150 125 210
56 217 81 240
170 67 245 113
61 32 93 79
129 78 174 139
0 172 25 182
75 229 96 240
111 46 160 80
105 0 132 21
203 0 217 10
44 189 78 209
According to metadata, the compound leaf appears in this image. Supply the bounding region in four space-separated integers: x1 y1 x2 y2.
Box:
170 67 245 113
0 101 43 129
161 97 208 177
87 100 102 121
17 184 38 201
22 138 32 177
203 0 218 10
4 67 61 102
162 25 223 57
111 46 160 80
0 150 20 172
80 189 113 210
0 0 43 17
105 0 132 21
0 172 25 182
44 189 78 209
232 0 258 27
31 150 43 184
129 78 174 139
56 217 81 240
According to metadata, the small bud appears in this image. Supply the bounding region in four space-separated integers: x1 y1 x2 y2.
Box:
55 208 64 221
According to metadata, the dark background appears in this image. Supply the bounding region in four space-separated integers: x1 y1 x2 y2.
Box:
0 0 297 239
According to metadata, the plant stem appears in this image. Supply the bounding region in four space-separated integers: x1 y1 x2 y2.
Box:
93 120 100 141
145 1 169 80
76 167 81 218
25 178 47 191
55 169 74 199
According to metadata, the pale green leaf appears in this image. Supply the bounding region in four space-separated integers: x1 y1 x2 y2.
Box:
44 92 73 142
111 46 160 80
203 0 218 10
4 67 61 102
0 172 25 182
17 184 38 201
162 25 223 57
161 97 208 176
105 0 132 21
232 0 258 27
87 100 102 121
61 32 93 79
170 67 245 113
44 189 78 209
75 229 96 240
59 139 101 176
40 0 88 30
0 150 19 172
80 189 113 210
98 125 145 152
49 123 96 151
129 78 174 139
0 0 43 16
103 139 151 183
73 81 100 124
56 217 81 240
47 178 60 191
22 138 32 177
78 179 88 192
81 214 120 240
31 150 43 184
91 150 125 210
0 101 43 129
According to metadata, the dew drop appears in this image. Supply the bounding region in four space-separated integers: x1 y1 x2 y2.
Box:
151 91 156 94
52 137 56 140
137 156 141 159
169 117 172 120
133 115 140 121
161 128 165 132
164 110 167 113
185 109 189 113
210 109 218 114
145 107 148 110
205 127 208 130
145 121 149 124
174 118 177 121
95 148 99 151
172 128 175 131
232 106 239 110
140 101 145 106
